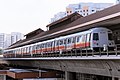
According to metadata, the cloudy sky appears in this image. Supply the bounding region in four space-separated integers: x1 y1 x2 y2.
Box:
0 0 116 34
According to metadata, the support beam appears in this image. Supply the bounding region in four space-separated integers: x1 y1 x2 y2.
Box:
57 78 64 80
112 77 114 80
0 75 6 80
65 71 76 80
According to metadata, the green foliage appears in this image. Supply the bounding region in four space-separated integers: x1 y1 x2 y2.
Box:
0 49 3 54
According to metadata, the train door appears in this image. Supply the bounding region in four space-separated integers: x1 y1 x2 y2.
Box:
43 43 47 53
41 44 44 54
66 37 75 50
32 45 36 54
99 32 108 47
81 35 86 48
52 41 55 53
55 40 59 53
36 44 40 54
108 32 115 48
75 35 82 49
26 47 29 55
86 33 91 49
66 38 72 50
46 42 49 53
59 39 66 54
92 32 107 50
46 41 53 53
92 33 99 48
29 46 33 56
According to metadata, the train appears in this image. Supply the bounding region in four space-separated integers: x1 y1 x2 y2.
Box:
3 27 115 58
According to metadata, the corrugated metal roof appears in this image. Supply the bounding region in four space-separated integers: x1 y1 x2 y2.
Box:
46 12 82 28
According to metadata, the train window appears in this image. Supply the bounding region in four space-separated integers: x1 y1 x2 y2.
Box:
26 47 29 53
93 33 99 40
44 43 46 48
72 37 76 43
86 33 90 42
23 48 25 53
116 32 119 35
45 43 47 48
50 42 52 47
56 41 59 46
64 39 66 44
49 42 51 47
36 44 40 49
43 44 45 48
29 46 31 52
48 42 52 47
21 48 23 53
51 41 53 47
23 48 25 52
13 50 15 54
67 38 72 44
60 40 63 45
22 48 24 53
82 35 86 42
77 36 79 42
33 45 36 50
39 44 42 48
77 36 81 42
108 33 113 40
42 44 44 48
52 41 54 47
47 42 49 47
42 44 43 48
46 42 50 47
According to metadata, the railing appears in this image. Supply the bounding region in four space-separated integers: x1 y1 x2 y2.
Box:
32 44 120 58
4 44 120 58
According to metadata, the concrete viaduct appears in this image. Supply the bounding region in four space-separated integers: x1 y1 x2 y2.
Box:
1 4 120 80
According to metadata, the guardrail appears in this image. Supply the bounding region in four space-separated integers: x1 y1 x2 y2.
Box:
31 44 120 58
4 44 120 58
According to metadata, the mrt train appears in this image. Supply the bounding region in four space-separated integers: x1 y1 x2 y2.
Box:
3 27 115 58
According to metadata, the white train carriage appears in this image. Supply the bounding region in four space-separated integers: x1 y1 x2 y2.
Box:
3 48 14 58
90 27 115 51
54 27 115 52
34 39 54 55
3 27 115 58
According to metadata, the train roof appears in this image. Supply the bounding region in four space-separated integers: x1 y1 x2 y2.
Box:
89 27 112 31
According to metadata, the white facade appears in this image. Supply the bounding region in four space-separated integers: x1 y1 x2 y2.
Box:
66 3 113 16
50 3 113 22
116 0 120 4
51 12 67 23
11 32 24 44
0 33 5 49
4 34 11 48
0 32 24 49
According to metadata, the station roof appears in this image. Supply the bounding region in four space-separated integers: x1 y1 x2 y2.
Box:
8 4 120 49
46 12 82 30
25 28 44 39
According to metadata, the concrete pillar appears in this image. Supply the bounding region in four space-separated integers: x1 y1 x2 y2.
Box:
117 78 120 80
57 78 65 80
65 71 76 80
0 75 6 80
112 77 115 80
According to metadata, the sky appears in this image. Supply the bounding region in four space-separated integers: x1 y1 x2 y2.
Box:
0 0 116 34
